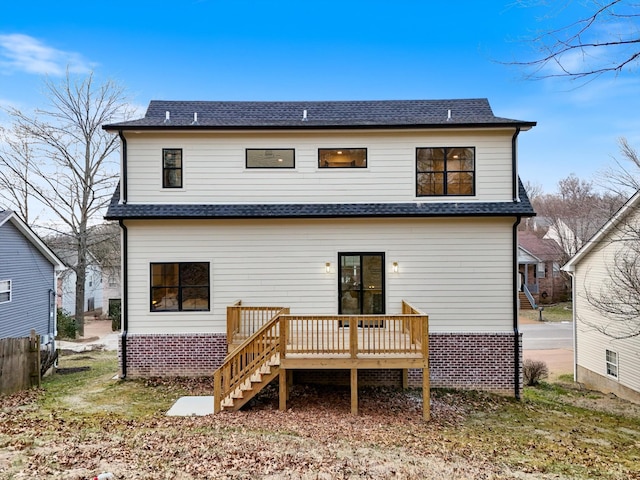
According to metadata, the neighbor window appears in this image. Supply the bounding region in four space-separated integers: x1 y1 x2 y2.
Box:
416 147 475 196
163 148 183 188
0 280 11 303
319 148 367 168
606 349 618 378
151 262 210 311
246 149 295 168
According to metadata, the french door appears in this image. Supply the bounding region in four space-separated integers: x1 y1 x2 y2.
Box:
338 253 385 315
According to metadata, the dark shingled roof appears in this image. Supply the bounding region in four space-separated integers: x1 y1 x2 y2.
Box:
105 181 535 220
104 99 536 130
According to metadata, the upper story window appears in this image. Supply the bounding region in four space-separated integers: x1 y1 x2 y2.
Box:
416 147 475 196
319 148 367 168
246 149 295 168
0 280 11 303
151 262 210 312
163 148 183 188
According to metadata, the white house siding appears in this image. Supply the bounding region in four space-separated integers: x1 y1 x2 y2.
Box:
124 216 516 335
59 264 103 316
573 213 640 401
123 129 515 205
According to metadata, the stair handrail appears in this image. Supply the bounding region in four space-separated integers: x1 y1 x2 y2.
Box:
214 307 289 413
522 284 537 309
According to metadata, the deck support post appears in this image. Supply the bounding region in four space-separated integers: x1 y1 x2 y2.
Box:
402 369 408 389
279 368 287 411
422 315 430 421
350 368 358 415
213 370 222 413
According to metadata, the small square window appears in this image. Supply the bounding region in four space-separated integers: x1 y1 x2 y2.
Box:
318 148 367 168
416 147 475 196
606 349 618 378
0 280 11 303
163 149 183 188
246 149 295 168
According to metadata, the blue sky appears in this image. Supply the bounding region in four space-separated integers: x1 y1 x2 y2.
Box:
1 0 639 194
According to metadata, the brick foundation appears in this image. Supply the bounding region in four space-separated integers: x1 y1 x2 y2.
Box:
118 333 227 378
119 331 522 395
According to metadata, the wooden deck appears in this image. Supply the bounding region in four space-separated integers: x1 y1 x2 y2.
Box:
214 301 430 419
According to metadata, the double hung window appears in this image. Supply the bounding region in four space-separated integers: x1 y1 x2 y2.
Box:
606 349 618 378
163 149 183 188
0 280 11 303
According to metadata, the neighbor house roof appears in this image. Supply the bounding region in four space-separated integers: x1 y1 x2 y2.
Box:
0 210 64 269
563 189 640 272
518 231 563 262
105 180 535 220
103 99 536 131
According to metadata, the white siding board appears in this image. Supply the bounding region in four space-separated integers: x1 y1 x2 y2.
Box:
124 130 515 204
125 217 516 335
573 208 640 394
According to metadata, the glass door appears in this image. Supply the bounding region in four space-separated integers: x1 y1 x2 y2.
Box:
339 253 385 315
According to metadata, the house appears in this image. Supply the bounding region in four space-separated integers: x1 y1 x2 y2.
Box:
103 99 536 411
55 249 121 319
0 210 64 351
518 230 569 307
563 190 640 403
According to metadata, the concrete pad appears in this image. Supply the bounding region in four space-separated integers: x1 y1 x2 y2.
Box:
166 396 214 416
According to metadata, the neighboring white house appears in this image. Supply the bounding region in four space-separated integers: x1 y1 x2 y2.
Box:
563 190 640 403
103 99 536 397
56 250 121 319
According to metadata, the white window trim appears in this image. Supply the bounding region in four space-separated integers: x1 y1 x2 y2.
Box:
0 279 11 304
606 349 618 379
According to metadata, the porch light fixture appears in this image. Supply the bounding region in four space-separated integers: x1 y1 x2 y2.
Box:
392 262 399 273
325 262 331 273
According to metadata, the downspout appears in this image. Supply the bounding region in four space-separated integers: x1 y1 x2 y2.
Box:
513 216 522 400
512 127 521 202
118 130 128 204
119 219 128 378
566 270 577 381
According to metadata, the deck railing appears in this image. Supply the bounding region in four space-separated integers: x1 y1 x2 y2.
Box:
226 301 287 344
280 314 428 357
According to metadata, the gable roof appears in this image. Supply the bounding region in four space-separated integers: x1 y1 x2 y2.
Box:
563 189 640 271
518 231 563 262
105 180 535 220
0 210 64 270
104 99 536 131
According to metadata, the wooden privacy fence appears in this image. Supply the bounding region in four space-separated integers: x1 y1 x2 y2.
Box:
0 330 41 396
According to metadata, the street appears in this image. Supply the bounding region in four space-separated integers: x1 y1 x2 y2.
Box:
521 322 573 350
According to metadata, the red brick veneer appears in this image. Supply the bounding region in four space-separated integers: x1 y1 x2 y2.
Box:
119 332 522 396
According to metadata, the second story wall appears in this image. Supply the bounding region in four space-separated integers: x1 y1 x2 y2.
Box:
123 128 517 205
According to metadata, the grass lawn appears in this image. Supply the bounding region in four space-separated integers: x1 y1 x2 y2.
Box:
520 301 573 322
1 350 639 479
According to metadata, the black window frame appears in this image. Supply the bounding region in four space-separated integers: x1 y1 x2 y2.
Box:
416 147 475 197
245 148 296 169
162 148 183 188
150 262 210 312
318 148 367 168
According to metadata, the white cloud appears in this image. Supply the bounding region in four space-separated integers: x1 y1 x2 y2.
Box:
0 33 95 76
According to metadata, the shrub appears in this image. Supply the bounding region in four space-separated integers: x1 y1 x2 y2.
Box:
56 308 77 339
523 359 549 386
110 301 121 331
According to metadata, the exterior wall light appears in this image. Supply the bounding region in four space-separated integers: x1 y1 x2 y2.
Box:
393 262 399 273
325 262 331 273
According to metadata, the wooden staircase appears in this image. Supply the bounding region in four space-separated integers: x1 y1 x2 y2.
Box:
214 308 288 413
519 291 536 310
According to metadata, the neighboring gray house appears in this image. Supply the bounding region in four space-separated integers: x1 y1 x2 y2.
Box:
0 210 64 351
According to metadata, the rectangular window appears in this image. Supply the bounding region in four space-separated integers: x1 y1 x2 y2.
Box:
416 147 475 196
163 148 183 188
0 280 11 303
151 262 210 312
246 149 295 168
319 148 367 168
606 350 618 378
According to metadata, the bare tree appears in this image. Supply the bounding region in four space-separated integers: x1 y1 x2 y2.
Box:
598 137 640 196
582 214 640 339
0 72 128 335
533 174 625 263
0 126 37 224
513 0 640 81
